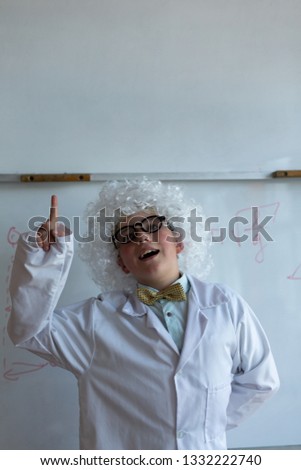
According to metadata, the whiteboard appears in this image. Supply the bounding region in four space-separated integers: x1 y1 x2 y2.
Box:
1 179 301 449
0 0 301 175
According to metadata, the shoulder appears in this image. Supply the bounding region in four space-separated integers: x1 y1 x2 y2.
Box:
187 276 256 331
189 275 257 322
58 291 133 323
187 274 254 315
187 274 240 307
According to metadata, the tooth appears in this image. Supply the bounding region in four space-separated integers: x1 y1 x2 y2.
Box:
141 250 155 259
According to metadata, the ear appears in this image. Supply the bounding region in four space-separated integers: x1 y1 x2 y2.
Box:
176 241 184 255
117 254 130 274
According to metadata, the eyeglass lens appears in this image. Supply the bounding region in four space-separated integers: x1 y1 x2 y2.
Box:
114 215 165 244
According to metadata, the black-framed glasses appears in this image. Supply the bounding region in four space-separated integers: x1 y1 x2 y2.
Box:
112 215 166 248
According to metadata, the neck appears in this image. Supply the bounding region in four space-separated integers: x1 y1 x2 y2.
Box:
140 272 181 291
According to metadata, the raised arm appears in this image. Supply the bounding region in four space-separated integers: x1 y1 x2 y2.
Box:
8 195 74 345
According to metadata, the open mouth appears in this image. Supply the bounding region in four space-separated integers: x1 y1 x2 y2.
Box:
139 249 160 261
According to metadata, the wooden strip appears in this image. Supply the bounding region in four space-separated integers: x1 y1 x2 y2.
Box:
20 174 91 183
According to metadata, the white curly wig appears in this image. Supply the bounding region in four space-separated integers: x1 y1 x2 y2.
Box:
78 178 212 293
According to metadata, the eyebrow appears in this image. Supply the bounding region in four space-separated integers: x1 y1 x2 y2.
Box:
117 213 158 228
116 214 160 232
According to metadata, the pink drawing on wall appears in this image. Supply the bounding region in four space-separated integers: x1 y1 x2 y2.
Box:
234 202 280 263
287 263 301 280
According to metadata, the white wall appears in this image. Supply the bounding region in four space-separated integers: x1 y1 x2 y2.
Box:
0 0 300 174
1 0 301 450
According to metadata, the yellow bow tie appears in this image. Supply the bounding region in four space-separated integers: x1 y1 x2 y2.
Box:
136 283 187 306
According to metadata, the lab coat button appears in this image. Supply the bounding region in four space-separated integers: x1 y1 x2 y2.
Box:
177 430 185 439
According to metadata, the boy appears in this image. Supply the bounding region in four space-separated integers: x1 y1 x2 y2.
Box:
8 179 279 450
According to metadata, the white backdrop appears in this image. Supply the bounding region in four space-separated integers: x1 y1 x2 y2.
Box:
1 0 301 450
0 0 300 175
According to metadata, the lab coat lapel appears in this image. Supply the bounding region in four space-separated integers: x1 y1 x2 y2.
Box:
145 308 180 354
176 286 208 372
121 293 180 354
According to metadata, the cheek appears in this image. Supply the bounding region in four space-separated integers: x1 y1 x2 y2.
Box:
157 227 174 243
118 247 136 273
158 228 179 248
117 252 130 273
158 231 184 257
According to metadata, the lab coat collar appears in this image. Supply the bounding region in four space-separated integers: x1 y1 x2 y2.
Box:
176 282 209 371
178 275 230 371
121 290 180 354
121 292 149 317
121 275 229 316
185 274 229 308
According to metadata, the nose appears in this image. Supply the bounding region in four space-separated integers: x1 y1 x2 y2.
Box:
136 231 151 243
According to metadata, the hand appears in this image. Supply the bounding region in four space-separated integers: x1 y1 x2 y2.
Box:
36 195 68 252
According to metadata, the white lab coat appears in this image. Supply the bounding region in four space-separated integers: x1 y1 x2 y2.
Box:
8 234 280 450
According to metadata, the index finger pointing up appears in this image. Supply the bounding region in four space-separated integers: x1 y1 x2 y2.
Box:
50 194 58 223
